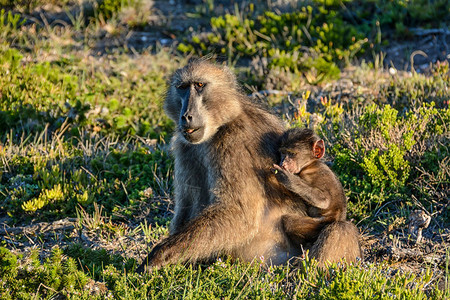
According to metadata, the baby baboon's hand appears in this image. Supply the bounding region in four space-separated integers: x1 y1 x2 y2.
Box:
271 164 283 173
272 164 291 186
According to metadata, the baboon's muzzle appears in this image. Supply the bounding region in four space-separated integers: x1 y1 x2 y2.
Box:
181 126 205 143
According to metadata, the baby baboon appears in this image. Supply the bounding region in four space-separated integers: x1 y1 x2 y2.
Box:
273 128 361 263
137 60 361 271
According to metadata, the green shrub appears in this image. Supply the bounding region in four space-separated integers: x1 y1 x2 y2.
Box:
179 4 368 86
0 9 25 41
0 247 94 299
96 0 129 20
0 247 18 279
323 101 448 221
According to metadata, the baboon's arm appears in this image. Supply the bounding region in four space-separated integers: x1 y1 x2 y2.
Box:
272 164 330 210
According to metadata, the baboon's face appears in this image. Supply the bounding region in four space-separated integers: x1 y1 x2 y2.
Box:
175 80 208 143
279 144 310 174
279 129 325 174
164 62 242 144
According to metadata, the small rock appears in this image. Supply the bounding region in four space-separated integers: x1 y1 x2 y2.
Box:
142 187 153 198
389 67 397 75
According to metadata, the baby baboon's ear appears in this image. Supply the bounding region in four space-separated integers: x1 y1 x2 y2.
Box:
313 140 325 159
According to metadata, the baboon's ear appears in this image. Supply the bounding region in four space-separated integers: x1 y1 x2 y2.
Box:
313 140 325 159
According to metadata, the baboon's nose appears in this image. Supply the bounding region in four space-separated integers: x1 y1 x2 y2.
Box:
182 114 193 122
181 114 193 128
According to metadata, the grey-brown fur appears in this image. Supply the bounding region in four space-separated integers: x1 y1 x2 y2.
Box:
137 60 361 271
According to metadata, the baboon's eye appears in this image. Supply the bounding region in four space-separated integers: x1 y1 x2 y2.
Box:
286 150 297 156
195 82 205 89
177 83 189 90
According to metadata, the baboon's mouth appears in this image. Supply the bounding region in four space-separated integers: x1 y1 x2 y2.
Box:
182 126 205 144
184 127 200 135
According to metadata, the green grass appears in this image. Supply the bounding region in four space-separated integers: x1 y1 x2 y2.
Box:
1 246 446 299
0 1 449 298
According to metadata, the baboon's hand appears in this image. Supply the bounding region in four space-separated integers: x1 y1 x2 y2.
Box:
271 164 292 187
271 164 286 176
136 242 174 273
271 164 283 173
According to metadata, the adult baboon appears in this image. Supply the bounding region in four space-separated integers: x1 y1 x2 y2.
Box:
137 60 360 271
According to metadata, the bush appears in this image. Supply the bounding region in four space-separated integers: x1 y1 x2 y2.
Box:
178 4 368 86
322 101 448 221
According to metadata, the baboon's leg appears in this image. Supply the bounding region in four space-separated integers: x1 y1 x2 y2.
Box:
281 214 325 244
137 202 260 271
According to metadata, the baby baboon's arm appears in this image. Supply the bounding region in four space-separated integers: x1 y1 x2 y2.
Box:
272 164 331 210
